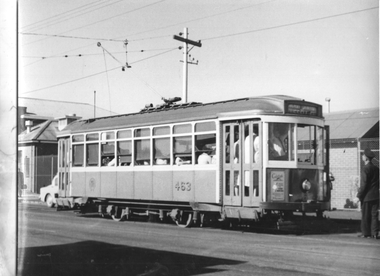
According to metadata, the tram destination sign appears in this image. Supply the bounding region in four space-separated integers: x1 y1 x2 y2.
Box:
285 102 321 117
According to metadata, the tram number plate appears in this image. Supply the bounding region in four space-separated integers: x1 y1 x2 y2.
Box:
175 181 191 191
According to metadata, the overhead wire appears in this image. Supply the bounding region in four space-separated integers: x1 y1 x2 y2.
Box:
21 32 171 43
101 49 113 115
128 47 178 66
126 0 277 37
20 47 179 95
20 4 378 97
98 42 164 99
20 0 269 67
22 47 176 60
21 32 125 42
22 0 125 33
201 6 379 41
22 0 166 46
21 0 104 31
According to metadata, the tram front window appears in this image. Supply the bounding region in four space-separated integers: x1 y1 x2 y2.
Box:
268 123 294 161
297 125 324 165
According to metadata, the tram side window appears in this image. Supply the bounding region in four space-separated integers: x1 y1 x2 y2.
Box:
173 136 192 165
101 142 115 166
253 171 259 197
243 123 260 164
153 126 170 165
87 143 99 166
118 129 132 139
134 128 151 166
101 131 115 166
195 121 216 132
224 126 230 164
153 138 170 165
135 139 150 165
195 134 216 164
117 140 132 166
86 133 99 141
73 144 84 166
72 134 84 142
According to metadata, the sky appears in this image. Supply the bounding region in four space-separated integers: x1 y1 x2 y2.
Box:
18 0 379 115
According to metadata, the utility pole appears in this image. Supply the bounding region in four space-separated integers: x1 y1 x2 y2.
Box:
173 28 202 103
94 91 96 118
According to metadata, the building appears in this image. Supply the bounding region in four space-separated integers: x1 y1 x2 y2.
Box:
18 97 117 194
18 97 117 134
325 107 379 210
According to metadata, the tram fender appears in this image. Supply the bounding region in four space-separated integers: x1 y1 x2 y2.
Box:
189 201 222 212
73 197 89 205
223 207 261 221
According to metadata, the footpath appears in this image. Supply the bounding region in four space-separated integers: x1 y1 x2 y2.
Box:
18 191 364 221
18 190 41 204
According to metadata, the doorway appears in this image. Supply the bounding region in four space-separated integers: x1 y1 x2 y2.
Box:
222 121 262 206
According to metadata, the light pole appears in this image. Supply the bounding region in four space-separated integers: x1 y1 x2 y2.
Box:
325 97 331 113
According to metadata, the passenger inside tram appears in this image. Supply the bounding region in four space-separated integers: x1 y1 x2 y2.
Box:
233 128 240 164
175 156 191 165
197 153 212 164
269 123 288 160
243 128 259 164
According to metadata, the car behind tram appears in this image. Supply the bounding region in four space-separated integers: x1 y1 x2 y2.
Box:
55 95 331 227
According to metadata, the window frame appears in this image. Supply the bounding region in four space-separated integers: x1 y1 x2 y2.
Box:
70 119 218 169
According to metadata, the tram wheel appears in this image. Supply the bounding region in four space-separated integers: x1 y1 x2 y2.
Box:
111 214 124 222
45 194 55 208
111 207 125 222
175 212 193 228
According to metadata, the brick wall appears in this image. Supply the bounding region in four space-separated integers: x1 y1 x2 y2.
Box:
329 143 359 210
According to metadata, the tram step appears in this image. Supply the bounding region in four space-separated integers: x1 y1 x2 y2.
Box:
56 198 73 210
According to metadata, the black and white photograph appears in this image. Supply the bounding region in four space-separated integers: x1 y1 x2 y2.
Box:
1 0 379 275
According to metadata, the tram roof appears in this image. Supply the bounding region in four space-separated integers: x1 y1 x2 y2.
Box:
58 95 322 136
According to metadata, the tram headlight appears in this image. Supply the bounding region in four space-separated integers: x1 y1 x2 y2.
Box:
301 179 312 192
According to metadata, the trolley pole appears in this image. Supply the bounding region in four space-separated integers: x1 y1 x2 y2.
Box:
173 28 202 103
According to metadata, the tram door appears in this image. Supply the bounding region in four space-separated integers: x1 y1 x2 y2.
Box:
223 121 262 206
58 138 70 197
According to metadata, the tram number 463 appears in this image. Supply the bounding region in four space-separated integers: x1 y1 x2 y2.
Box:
175 181 191 191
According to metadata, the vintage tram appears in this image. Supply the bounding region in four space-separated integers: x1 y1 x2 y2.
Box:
55 95 331 227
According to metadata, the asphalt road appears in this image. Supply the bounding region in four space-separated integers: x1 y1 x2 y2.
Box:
18 204 380 276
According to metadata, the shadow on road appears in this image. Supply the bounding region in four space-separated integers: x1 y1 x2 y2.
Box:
76 211 362 236
18 240 243 276
234 217 361 236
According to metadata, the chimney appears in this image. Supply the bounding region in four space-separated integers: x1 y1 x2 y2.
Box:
57 114 82 131
25 120 33 133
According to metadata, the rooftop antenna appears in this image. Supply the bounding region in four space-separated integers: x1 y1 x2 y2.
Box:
173 28 202 103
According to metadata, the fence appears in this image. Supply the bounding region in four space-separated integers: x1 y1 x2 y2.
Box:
329 138 379 209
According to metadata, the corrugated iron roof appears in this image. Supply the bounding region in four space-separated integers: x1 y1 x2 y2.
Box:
19 97 117 119
325 108 379 140
18 120 58 143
